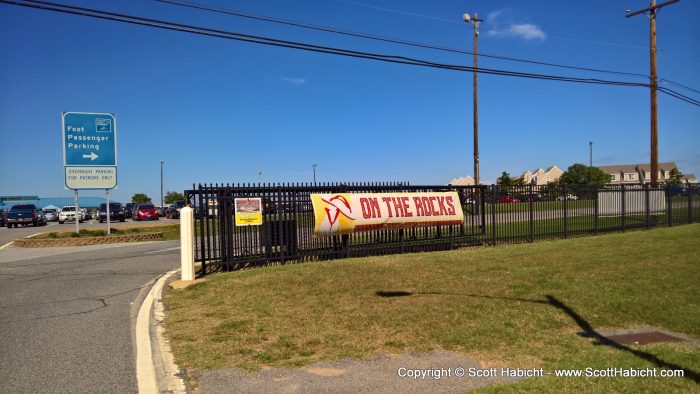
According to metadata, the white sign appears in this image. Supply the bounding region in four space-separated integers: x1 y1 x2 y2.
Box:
65 166 117 189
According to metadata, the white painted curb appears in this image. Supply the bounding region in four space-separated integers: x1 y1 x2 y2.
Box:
136 269 185 393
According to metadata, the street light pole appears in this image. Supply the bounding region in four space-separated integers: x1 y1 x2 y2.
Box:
160 160 164 209
312 163 317 185
464 12 482 187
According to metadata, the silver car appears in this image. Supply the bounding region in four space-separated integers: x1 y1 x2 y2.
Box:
43 208 58 222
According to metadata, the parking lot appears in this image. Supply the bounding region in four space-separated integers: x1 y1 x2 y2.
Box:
0 217 180 247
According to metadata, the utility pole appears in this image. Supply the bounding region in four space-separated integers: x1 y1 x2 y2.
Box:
626 0 679 187
463 12 482 187
312 163 317 185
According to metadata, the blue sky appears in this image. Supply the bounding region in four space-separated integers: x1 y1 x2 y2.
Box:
1 0 698 204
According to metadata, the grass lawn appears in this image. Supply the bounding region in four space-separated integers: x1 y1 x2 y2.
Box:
36 224 180 240
164 224 700 391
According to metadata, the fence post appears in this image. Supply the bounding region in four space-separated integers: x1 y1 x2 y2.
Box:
180 206 195 280
563 184 568 239
688 186 693 224
529 184 534 242
594 185 599 235
666 185 673 227
645 184 651 230
621 185 626 232
342 234 350 258
491 185 497 245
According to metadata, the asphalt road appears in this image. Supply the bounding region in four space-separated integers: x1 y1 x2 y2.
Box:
0 217 179 246
0 239 180 393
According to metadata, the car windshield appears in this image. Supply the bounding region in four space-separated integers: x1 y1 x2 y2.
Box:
13 204 35 210
44 209 56 213
138 204 155 210
174 201 185 208
62 207 76 212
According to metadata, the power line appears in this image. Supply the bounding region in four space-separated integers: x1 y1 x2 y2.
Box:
337 0 461 24
3 0 647 86
159 0 699 94
660 78 700 95
156 0 651 80
3 0 698 107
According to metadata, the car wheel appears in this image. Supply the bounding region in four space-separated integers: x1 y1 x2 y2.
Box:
120 218 125 222
59 221 64 224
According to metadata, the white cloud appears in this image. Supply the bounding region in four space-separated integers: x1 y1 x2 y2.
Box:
485 9 546 42
506 24 546 40
281 77 307 86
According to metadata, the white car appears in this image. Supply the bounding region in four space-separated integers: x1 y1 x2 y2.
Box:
557 194 579 201
58 206 85 224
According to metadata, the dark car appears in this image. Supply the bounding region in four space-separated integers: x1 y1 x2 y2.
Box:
0 208 5 227
133 204 159 221
6 204 44 228
125 203 136 219
98 202 126 223
166 200 186 219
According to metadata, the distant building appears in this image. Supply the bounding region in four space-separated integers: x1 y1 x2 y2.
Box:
520 165 563 185
598 162 697 185
448 176 475 186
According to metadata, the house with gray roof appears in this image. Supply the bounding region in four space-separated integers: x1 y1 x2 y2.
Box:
599 162 697 185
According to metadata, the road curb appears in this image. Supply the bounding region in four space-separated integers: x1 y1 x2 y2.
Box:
136 268 186 393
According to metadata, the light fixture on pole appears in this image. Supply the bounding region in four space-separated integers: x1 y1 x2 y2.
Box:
258 170 263 184
463 12 482 187
312 163 317 185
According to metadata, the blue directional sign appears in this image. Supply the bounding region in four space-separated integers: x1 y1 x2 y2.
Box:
62 112 118 190
63 112 117 166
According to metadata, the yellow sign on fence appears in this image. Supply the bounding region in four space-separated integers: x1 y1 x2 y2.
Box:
234 198 263 226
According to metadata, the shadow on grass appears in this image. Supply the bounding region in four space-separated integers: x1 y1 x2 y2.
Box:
545 295 700 384
375 290 700 383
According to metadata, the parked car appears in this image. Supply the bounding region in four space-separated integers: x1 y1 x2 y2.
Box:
98 202 126 223
81 208 92 221
166 200 186 219
133 204 159 221
125 203 136 219
557 194 579 201
43 208 59 222
36 209 47 226
497 196 520 204
58 206 84 224
0 208 5 227
6 204 44 228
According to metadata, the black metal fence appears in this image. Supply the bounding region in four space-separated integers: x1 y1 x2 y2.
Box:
185 182 700 274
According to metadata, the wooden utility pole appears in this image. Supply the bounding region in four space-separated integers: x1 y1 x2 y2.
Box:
626 0 679 187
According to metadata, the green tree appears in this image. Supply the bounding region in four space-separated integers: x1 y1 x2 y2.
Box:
497 171 525 187
667 168 683 185
131 193 151 204
164 191 185 204
497 171 513 186
559 163 612 185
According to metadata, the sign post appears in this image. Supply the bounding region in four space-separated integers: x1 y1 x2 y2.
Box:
62 112 118 233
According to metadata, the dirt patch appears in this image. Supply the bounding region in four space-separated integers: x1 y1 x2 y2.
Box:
193 351 521 394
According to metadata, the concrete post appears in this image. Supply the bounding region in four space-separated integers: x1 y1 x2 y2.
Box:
180 206 195 281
